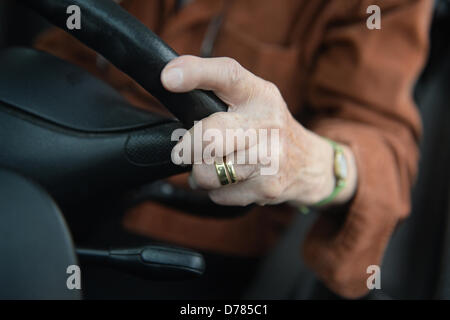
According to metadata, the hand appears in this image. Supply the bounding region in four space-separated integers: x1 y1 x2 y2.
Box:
161 55 357 207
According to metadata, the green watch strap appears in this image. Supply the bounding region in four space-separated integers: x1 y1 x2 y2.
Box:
313 177 346 207
299 139 347 214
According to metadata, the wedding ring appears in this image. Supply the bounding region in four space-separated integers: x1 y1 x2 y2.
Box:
214 159 231 186
224 159 238 184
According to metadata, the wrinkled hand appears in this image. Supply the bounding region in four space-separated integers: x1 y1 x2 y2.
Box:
161 56 357 207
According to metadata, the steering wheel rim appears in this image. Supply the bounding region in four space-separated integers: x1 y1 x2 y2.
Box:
19 0 228 128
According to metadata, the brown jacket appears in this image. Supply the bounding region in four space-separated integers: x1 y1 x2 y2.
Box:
35 0 432 298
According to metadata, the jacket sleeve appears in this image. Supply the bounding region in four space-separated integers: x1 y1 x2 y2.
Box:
302 0 433 298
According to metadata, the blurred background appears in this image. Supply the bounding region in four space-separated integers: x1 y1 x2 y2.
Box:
0 0 449 299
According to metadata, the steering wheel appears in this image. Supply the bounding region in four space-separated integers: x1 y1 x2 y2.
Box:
0 0 229 204
0 0 244 298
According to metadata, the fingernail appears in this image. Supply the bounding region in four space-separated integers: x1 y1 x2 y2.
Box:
162 67 183 89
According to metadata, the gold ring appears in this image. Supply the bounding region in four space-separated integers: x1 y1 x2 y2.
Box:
224 159 238 184
214 159 231 186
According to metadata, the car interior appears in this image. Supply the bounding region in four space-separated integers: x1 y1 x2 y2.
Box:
0 0 449 300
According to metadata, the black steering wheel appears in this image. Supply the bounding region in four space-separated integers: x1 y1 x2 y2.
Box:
0 0 229 204
0 0 245 298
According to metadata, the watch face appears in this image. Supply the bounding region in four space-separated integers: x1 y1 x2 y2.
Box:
334 151 348 181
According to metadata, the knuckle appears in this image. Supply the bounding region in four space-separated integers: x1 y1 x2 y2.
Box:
207 111 228 127
259 179 283 201
223 58 243 85
202 114 227 155
192 166 216 189
271 111 286 129
260 81 286 125
175 54 197 65
201 116 217 133
205 112 235 133
264 81 281 97
196 176 215 190
260 81 282 104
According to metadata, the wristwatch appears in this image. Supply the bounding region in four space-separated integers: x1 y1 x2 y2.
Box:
299 139 348 214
